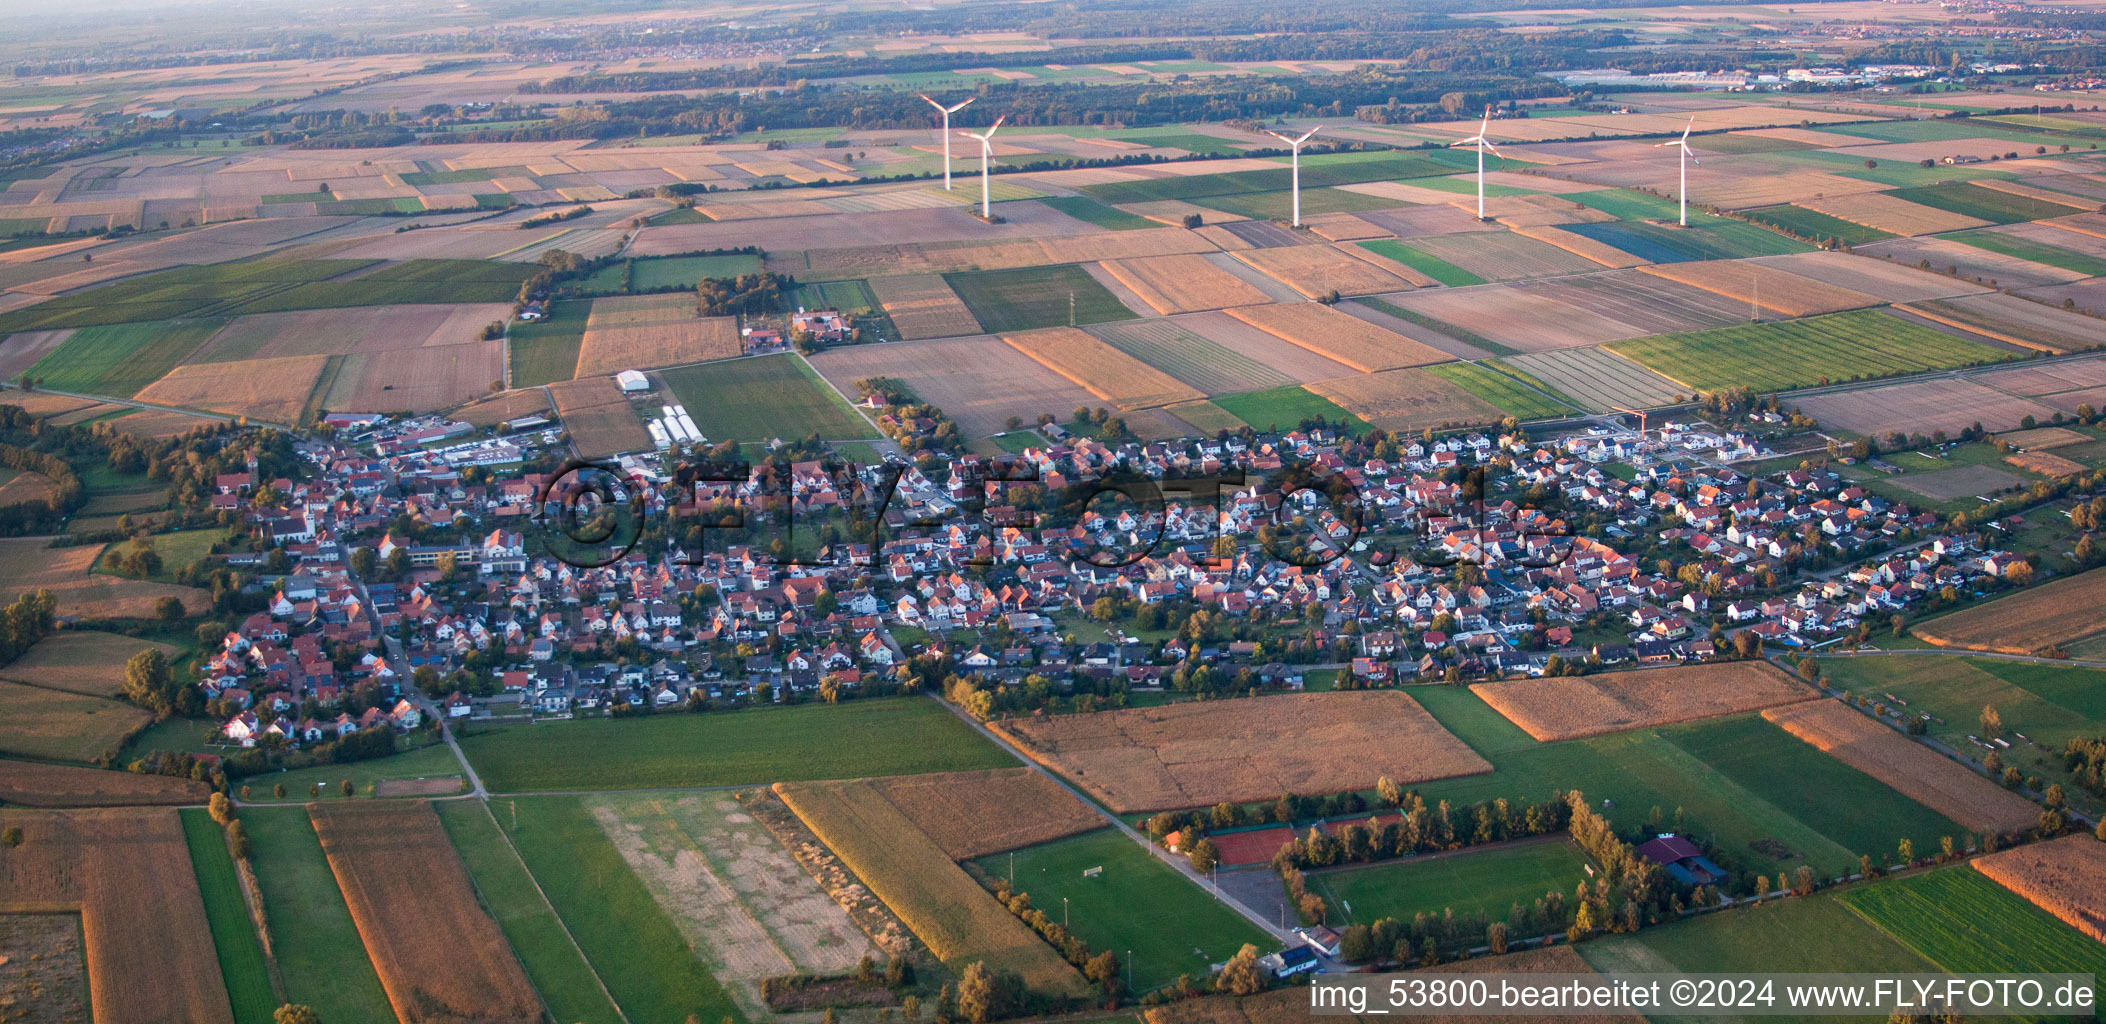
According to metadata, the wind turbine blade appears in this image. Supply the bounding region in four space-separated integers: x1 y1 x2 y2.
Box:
950 96 977 113
1263 129 1292 144
1480 106 1491 134
1295 126 1320 146
1484 141 1502 157
1682 116 1694 142
919 93 941 110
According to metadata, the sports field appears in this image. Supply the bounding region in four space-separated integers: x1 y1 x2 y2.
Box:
658 354 875 444
1210 386 1370 435
26 319 225 397
1316 838 1595 932
238 806 395 1024
506 300 587 387
1837 867 2106 976
945 264 1139 332
457 697 1016 792
970 829 1271 993
179 809 275 1024
1606 310 2003 393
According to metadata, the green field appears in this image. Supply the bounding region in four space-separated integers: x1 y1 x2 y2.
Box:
630 253 765 290
496 796 745 1024
1039 195 1160 231
434 800 625 1024
233 740 464 802
1191 186 1399 221
1949 228 2106 277
1395 175 1534 199
458 697 1016 792
1889 182 2088 225
1358 239 1485 287
179 809 276 1024
1744 204 1898 245
507 298 588 387
1314 839 1595 932
1838 866 2106 977
1426 361 1577 420
1163 400 1247 435
971 829 1270 993
1573 188 1685 221
238 806 395 1024
1211 386 1370 435
1581 891 1937 994
95 527 221 581
576 262 630 294
945 264 1139 332
1607 310 2005 393
0 258 540 333
659 353 876 444
788 277 879 314
24 319 226 396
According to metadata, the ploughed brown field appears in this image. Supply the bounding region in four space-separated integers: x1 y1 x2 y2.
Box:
867 274 982 340
1912 565 2106 654
1225 302 1452 373
1000 327 1206 410
866 767 1102 860
1637 260 1883 317
308 801 543 1024
1306 368 1505 432
0 758 207 807
575 293 740 377
992 691 1490 813
1761 700 2040 835
1971 834 2106 943
1098 254 1272 315
1471 662 1819 742
0 807 234 1024
548 375 651 459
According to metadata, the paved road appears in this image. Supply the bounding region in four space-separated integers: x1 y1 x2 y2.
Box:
357 577 490 798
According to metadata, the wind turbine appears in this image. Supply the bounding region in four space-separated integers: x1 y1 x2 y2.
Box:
1451 107 1502 222
1655 116 1698 227
1261 124 1320 227
917 94 977 190
960 114 1007 219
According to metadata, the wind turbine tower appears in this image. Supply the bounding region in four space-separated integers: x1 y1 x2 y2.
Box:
1452 107 1503 221
1261 125 1320 227
1654 116 1699 227
917 94 977 190
960 114 1007 219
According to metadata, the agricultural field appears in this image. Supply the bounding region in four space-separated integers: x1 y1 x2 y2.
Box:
1761 700 2041 836
1581 888 1937 983
495 796 747 1024
0 630 178 697
1798 191 1993 236
776 779 1089 992
1742 204 1898 245
991 691 1491 813
0 679 151 763
1229 243 1416 297
319 340 503 414
945 264 1139 332
506 298 588 387
1836 866 2106 977
238 806 395 1024
1393 230 1609 282
24 319 224 397
1312 838 1595 932
0 259 378 334
575 293 740 377
0 758 207 806
1210 386 1369 434
309 802 543 1024
458 697 1015 792
628 253 765 290
969 828 1272 993
179 809 275 1024
1225 302 1451 372
0 537 201 620
1001 327 1206 410
1497 348 1687 412
1889 181 2093 225
1039 195 1159 231
1189 186 1399 221
547 376 651 458
1086 319 1299 395
134 353 327 424
1356 239 1484 287
231 741 463 803
867 274 982 339
1098 253 1270 315
807 333 1097 438
868 767 1103 859
1794 376 2055 438
452 388 550 427
432 801 625 1024
184 303 509 362
1305 366 1506 432
1424 361 1578 420
1950 226 2106 277
1560 218 1808 264
1911 565 2106 654
1636 260 1882 317
1471 662 1818 742
0 913 87 1023
1371 282 1651 354
659 353 875 443
1745 250 1989 302
1900 292 2106 353
1606 310 2004 393
1971 835 2106 943
218 259 538 314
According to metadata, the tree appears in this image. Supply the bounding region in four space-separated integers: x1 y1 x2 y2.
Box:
1083 950 1122 996
1188 837 1219 874
1 826 21 847
2008 562 2035 587
1898 837 1914 865
1487 921 1508 955
121 648 178 717
1216 944 1264 995
1980 704 2004 741
1376 775 1402 807
156 595 185 621
885 956 913 988
209 792 233 827
955 962 1013 1024
227 820 252 861
274 1006 320 1024
273 783 286 799
341 779 355 798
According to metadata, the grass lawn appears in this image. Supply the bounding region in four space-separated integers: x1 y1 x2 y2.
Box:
1311 839 1594 930
991 430 1045 453
649 207 711 226
659 353 876 444
1838 866 2106 977
434 800 625 1024
945 265 1139 333
120 714 221 758
1427 362 1577 420
971 829 1270 993
831 439 889 463
495 796 746 1024
1607 310 2005 393
1889 182 2088 225
1040 196 1160 231
1211 386 1369 435
1359 239 1484 287
232 740 463 802
507 298 588 387
1949 228 2106 277
95 527 221 581
458 697 1016 792
1580 890 1937 989
27 319 226 397
789 278 880 316
1743 204 1897 246
630 253 765 290
238 806 395 1024
179 809 276 1024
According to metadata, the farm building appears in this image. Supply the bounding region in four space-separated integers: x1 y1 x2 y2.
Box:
1636 834 1728 886
615 369 650 392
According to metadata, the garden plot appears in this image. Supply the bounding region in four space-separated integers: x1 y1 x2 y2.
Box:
1763 700 2041 835
1637 260 1883 316
1743 251 1991 302
1229 243 1415 297
1085 319 1298 395
1306 367 1507 432
1372 282 1645 353
1473 662 1819 742
866 274 981 340
1799 192 1993 236
1098 253 1271 314
1500 348 1687 412
1224 302 1452 372
576 294 740 377
1397 230 1603 281
1001 327 1206 410
1795 377 2055 437
807 335 1097 438
1860 236 2088 290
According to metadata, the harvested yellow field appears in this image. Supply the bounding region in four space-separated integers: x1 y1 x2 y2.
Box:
991 691 1491 813
1036 227 1217 263
1513 224 1650 268
451 389 551 427
0 759 207 807
0 539 200 621
1637 260 1883 317
1472 662 1819 742
1763 700 2041 835
868 768 1102 859
1480 193 1617 227
1337 244 1440 287
1972 835 2106 943
1799 192 1993 236
1230 243 1415 298
0 632 179 698
868 274 981 340
1303 213 1393 241
2006 451 2088 477
548 376 651 459
1099 254 1271 314
576 293 739 377
134 354 326 424
1308 368 1505 431
1225 302 1453 373
1913 565 2106 654
1996 426 2091 449
1000 327 1206 410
